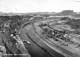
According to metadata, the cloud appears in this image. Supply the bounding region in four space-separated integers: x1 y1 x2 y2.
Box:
0 0 80 13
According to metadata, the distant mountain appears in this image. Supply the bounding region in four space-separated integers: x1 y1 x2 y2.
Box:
0 10 80 18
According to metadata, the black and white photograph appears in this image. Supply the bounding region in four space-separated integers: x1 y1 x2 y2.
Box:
0 0 80 57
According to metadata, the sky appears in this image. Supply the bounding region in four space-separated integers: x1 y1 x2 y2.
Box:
0 0 80 13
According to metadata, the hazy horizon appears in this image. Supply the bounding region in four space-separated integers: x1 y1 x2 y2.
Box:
0 0 80 13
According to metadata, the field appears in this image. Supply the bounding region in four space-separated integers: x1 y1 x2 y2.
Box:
0 10 80 57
